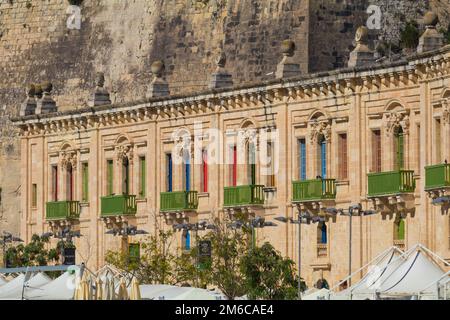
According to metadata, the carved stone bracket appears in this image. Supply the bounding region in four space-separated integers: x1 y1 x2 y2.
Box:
384 111 410 137
308 119 332 144
60 150 77 170
115 144 134 165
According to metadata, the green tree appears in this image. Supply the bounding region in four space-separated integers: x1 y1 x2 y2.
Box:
106 229 179 285
5 234 59 267
202 214 250 300
240 242 306 300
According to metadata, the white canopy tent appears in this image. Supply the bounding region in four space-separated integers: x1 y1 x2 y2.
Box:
0 273 51 300
0 277 7 287
139 285 222 300
330 246 404 300
24 268 81 300
376 245 449 300
329 244 449 300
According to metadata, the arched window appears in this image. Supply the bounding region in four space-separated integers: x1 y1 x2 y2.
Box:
394 218 405 241
317 134 327 178
394 127 404 170
66 163 74 201
122 157 130 195
317 222 328 244
246 141 256 185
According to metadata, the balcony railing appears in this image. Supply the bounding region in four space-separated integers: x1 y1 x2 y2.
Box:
292 179 336 203
224 185 265 207
100 195 137 217
425 163 450 191
160 191 199 212
367 170 415 198
46 201 80 220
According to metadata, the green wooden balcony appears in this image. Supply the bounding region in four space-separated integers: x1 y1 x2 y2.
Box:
160 191 199 212
292 179 336 203
224 185 265 207
425 164 450 191
367 170 416 198
100 195 137 217
46 201 80 221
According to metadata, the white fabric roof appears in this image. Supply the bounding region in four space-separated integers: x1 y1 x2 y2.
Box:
302 288 330 300
139 285 219 300
377 250 447 298
24 270 79 300
331 247 404 300
0 273 51 300
0 277 7 287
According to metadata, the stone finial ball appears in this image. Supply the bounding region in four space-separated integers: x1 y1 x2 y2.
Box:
281 40 296 56
423 11 439 27
216 52 226 68
34 84 43 97
355 26 369 43
26 84 36 97
95 72 105 87
151 60 165 76
41 81 53 93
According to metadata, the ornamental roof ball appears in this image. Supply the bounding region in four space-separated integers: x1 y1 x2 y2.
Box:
95 72 105 87
355 26 369 43
151 60 165 77
423 11 439 27
26 84 36 97
281 40 296 57
41 81 53 93
34 84 43 97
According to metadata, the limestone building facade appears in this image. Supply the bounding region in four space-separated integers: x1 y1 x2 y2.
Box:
11 23 450 287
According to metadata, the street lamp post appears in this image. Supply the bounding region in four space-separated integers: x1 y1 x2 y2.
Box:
275 211 323 300
325 204 377 287
173 221 216 287
228 216 277 249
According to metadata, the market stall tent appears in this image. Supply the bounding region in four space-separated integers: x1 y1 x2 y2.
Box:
0 273 51 300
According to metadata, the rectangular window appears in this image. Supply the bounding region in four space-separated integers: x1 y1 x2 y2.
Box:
183 154 191 191
139 157 146 198
338 133 348 180
230 145 237 186
51 165 58 201
128 243 140 264
298 139 306 180
416 124 421 172
201 150 208 192
106 159 114 196
435 119 441 163
31 184 37 207
166 153 173 192
81 162 89 202
372 130 381 173
266 141 275 187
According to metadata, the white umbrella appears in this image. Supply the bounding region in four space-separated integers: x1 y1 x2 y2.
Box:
129 277 141 300
104 277 111 300
95 278 104 300
117 278 129 300
108 277 116 300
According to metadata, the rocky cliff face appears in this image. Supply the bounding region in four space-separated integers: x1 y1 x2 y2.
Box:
0 0 448 237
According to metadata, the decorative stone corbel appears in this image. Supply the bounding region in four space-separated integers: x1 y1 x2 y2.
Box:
384 111 410 137
309 119 332 144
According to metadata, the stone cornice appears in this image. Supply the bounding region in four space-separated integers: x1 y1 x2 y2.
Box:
12 45 450 137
